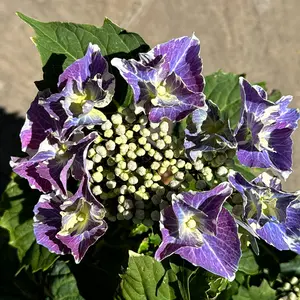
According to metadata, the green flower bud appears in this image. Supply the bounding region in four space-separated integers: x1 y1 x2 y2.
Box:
171 165 179 174
139 115 148 125
135 200 144 209
111 113 122 125
117 205 125 213
170 159 177 166
136 166 147 176
160 121 169 133
159 131 167 137
120 144 129 155
128 143 137 151
88 148 96 158
124 199 134 210
152 174 161 182
106 180 117 189
158 166 168 174
129 176 139 185
93 136 103 144
151 183 159 191
125 130 134 139
92 185 102 196
165 149 174 159
107 215 117 222
101 120 112 131
185 162 192 170
92 172 103 183
148 148 156 156
196 180 206 190
136 148 146 156
151 210 160 221
164 135 172 144
175 171 185 181
156 186 165 196
120 185 127 195
132 124 141 132
115 136 123 145
107 172 115 180
144 143 152 152
203 152 214 161
127 150 137 159
125 114 136 124
151 161 160 170
105 140 116 151
194 160 204 171
86 159 94 170
135 209 145 220
154 151 163 161
162 160 170 168
159 200 169 210
170 180 180 188
226 149 236 159
139 185 146 193
118 195 125 204
290 277 298 285
217 166 228 177
145 180 154 188
104 129 114 138
156 139 166 150
97 165 103 172
96 146 107 157
114 167 122 176
283 282 292 291
140 128 150 137
127 185 136 193
100 193 108 200
143 218 154 227
115 154 123 163
202 166 212 175
132 217 142 224
151 132 159 141
232 193 243 204
120 172 129 181
117 213 125 220
151 195 161 205
117 161 127 170
115 124 126 135
138 136 147 145
92 154 102 163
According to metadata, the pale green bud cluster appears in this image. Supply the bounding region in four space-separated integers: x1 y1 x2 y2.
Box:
87 108 235 225
277 275 300 300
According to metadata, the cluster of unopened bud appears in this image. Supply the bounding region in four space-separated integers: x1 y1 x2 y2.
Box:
87 106 234 226
277 276 300 300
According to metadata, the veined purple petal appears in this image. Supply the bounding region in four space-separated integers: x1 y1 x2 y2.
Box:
235 78 300 179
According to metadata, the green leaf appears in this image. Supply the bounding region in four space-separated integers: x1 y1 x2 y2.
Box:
238 248 260 275
119 251 177 300
280 255 300 276
0 174 57 272
46 260 83 300
204 71 241 128
232 158 263 181
232 280 276 300
268 89 282 102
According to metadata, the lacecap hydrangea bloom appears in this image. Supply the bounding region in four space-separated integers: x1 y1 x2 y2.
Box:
11 33 300 282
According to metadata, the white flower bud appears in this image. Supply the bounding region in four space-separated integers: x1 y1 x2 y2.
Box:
144 173 153 180
162 160 170 168
171 166 179 174
176 159 185 169
160 121 169 133
120 144 129 155
127 150 137 159
151 183 159 191
143 218 154 227
135 200 145 209
160 200 169 210
88 148 96 158
154 152 163 161
217 166 228 177
170 180 180 188
92 172 103 183
115 136 123 145
101 120 112 130
185 162 193 170
145 180 153 188
117 161 127 170
129 176 139 185
140 128 150 137
194 160 204 171
165 149 174 159
156 139 166 150
139 115 148 125
115 154 123 163
97 165 103 172
151 210 160 221
170 159 177 165
148 148 155 156
117 205 125 213
127 160 137 171
92 154 102 163
128 143 137 151
96 146 107 157
151 161 160 170
150 122 159 129
118 195 125 204
144 143 152 152
120 172 129 181
152 174 161 182
202 166 212 176
92 185 102 196
135 209 145 220
163 135 172 144
120 185 127 195
158 167 168 174
136 148 146 156
115 124 126 135
111 113 122 125
136 166 147 176
139 185 146 193
151 132 159 141
127 185 136 193
120 135 128 144
125 130 134 139
132 124 141 132
175 171 185 181
106 181 117 189
104 129 114 138
86 159 94 170
124 199 134 210
105 140 116 151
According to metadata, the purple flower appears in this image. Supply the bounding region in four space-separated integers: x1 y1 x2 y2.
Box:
41 43 115 130
235 78 300 179
111 35 206 123
11 130 98 195
229 172 300 254
33 177 107 263
184 101 236 161
155 182 241 280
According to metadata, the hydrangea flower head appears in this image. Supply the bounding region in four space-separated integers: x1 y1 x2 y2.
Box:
235 78 300 179
155 182 241 281
229 172 300 254
111 35 206 123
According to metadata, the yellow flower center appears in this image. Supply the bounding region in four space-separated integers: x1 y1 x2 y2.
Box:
157 85 167 96
186 218 197 229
